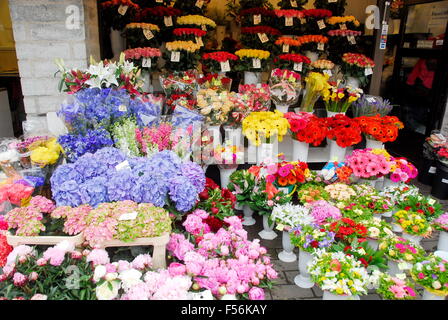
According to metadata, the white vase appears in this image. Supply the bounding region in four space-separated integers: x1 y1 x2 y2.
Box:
322 291 360 300
329 140 346 162
275 104 290 114
141 70 152 93
382 210 394 218
375 178 384 191
292 140 309 162
278 231 297 263
294 250 315 289
367 239 379 251
422 289 446 300
327 111 345 117
257 143 275 165
235 202 243 211
304 51 319 62
359 179 377 188
223 126 243 146
219 167 237 189
247 142 257 164
346 77 361 89
392 223 403 233
401 233 423 246
242 205 256 226
366 138 384 150
437 231 448 252
244 71 262 85
434 250 448 261
110 28 125 61
388 260 412 276
258 215 278 240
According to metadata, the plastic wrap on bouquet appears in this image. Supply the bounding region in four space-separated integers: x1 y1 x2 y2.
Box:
238 84 271 112
171 104 204 129
159 70 199 98
198 73 232 92
130 94 163 127
270 82 301 114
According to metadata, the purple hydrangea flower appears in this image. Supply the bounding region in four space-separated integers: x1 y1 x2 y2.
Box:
181 162 205 193
79 176 109 207
53 180 82 207
107 169 136 202
51 163 84 193
168 176 198 212
133 173 169 207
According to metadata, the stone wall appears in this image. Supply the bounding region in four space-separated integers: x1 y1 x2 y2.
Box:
8 0 100 123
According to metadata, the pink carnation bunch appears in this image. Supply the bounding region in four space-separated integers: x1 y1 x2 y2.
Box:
346 149 392 179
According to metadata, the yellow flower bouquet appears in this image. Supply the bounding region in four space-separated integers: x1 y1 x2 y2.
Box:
125 23 161 48
235 49 271 72
164 41 202 72
323 82 363 113
242 111 290 146
29 137 63 168
393 210 433 238
176 15 216 30
300 72 330 112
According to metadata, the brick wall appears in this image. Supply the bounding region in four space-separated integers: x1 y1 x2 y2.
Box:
8 0 100 121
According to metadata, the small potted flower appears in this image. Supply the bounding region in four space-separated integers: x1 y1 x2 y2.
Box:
393 210 432 245
308 249 370 300
235 49 271 85
323 83 363 117
227 169 257 225
328 217 368 244
376 273 417 300
357 194 392 218
265 161 310 196
290 224 336 288
345 148 392 187
398 194 443 223
433 213 448 252
297 184 330 204
358 217 395 250
378 236 426 276
307 199 342 225
324 183 356 202
271 203 314 262
340 203 373 221
385 157 418 188
411 254 448 300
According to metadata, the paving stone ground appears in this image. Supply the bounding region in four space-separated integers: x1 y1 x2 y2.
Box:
245 181 448 300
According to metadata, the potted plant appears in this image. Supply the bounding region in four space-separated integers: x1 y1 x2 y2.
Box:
323 83 363 116
376 273 417 300
356 115 404 150
393 210 432 245
326 115 362 162
411 254 448 300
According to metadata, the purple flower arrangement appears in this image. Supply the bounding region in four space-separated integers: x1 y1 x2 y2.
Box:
51 148 205 213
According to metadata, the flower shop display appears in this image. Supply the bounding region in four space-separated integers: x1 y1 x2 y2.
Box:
0 242 96 300
319 161 353 184
238 84 271 111
308 249 370 300
290 224 335 288
271 203 314 262
433 213 448 252
356 115 404 149
123 47 162 91
307 199 342 224
167 217 278 299
379 236 425 276
265 161 310 196
392 210 432 245
284 112 327 162
326 15 360 30
329 217 368 244
176 14 216 30
240 26 282 51
411 254 448 300
100 0 140 31
302 9 333 34
227 170 257 226
341 53 375 88
163 41 202 72
274 54 311 74
235 49 271 84
323 83 363 114
310 59 335 75
345 148 392 185
269 69 302 113
125 23 161 48
198 74 233 92
359 217 395 250
159 70 199 105
50 148 205 214
134 6 182 40
239 7 276 28
324 183 356 202
0 176 35 208
326 115 362 160
385 157 418 187
300 72 330 112
202 52 239 74
376 273 417 300
172 27 207 44
398 194 443 223
274 9 305 35
196 89 234 126
331 240 387 269
214 142 244 189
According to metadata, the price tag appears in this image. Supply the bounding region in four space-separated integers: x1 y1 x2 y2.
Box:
365 67 373 76
164 16 173 27
323 69 332 76
253 14 261 25
290 0 298 7
294 62 303 72
143 29 154 40
196 36 204 46
436 39 444 46
317 19 326 29
276 223 285 231
116 160 131 171
282 44 290 53
142 58 151 68
317 42 325 51
285 16 293 26
252 58 261 69
258 33 269 43
328 0 338 3
119 211 138 221
196 0 204 8
340 23 347 30
118 5 128 15
118 104 127 112
171 51 181 62
347 35 356 44
300 18 306 24
220 61 231 72
429 167 437 174
201 25 207 31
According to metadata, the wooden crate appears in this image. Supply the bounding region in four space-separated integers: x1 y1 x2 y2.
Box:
6 232 84 248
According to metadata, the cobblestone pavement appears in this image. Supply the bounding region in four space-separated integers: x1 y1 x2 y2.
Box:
246 181 448 300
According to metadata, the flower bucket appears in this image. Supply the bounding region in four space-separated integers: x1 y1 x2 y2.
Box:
434 250 448 261
219 166 238 189
242 205 256 226
278 230 296 263
365 138 384 150
401 233 423 246
437 231 448 252
275 103 290 114
6 232 84 248
206 124 222 149
234 202 244 211
322 291 360 300
327 111 345 117
257 143 276 165
392 223 403 233
367 239 379 251
346 76 361 89
422 289 446 300
374 178 384 191
292 140 309 162
141 70 152 93
258 215 277 240
244 71 262 85
381 210 394 218
294 250 314 289
383 178 397 189
94 233 170 269
431 162 448 200
329 140 346 162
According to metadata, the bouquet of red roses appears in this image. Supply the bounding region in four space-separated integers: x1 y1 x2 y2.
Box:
284 112 327 146
196 178 237 221
326 114 362 148
202 51 239 74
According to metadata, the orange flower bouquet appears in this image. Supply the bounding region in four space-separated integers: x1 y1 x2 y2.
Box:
356 115 404 144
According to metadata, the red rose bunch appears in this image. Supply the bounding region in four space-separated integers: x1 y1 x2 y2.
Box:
329 218 368 243
326 114 362 148
303 9 333 18
202 51 238 63
278 54 311 64
197 178 237 221
173 28 207 37
284 112 327 146
241 26 282 35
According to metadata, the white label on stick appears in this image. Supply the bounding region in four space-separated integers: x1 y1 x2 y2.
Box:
254 14 261 25
348 35 356 44
442 179 448 184
340 23 347 30
253 58 261 69
294 62 303 72
317 42 325 51
429 167 437 174
196 36 204 46
164 16 173 27
365 67 373 76
291 0 298 7
142 58 151 68
258 33 269 43
220 61 231 72
282 44 290 53
318 20 326 29
143 29 154 40
119 211 138 221
118 104 127 112
328 0 338 3
285 17 293 26
116 160 131 171
324 69 332 76
171 51 180 62
118 5 128 15
196 0 204 8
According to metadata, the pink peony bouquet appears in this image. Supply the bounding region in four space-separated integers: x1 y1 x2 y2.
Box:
346 149 392 180
167 216 277 300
